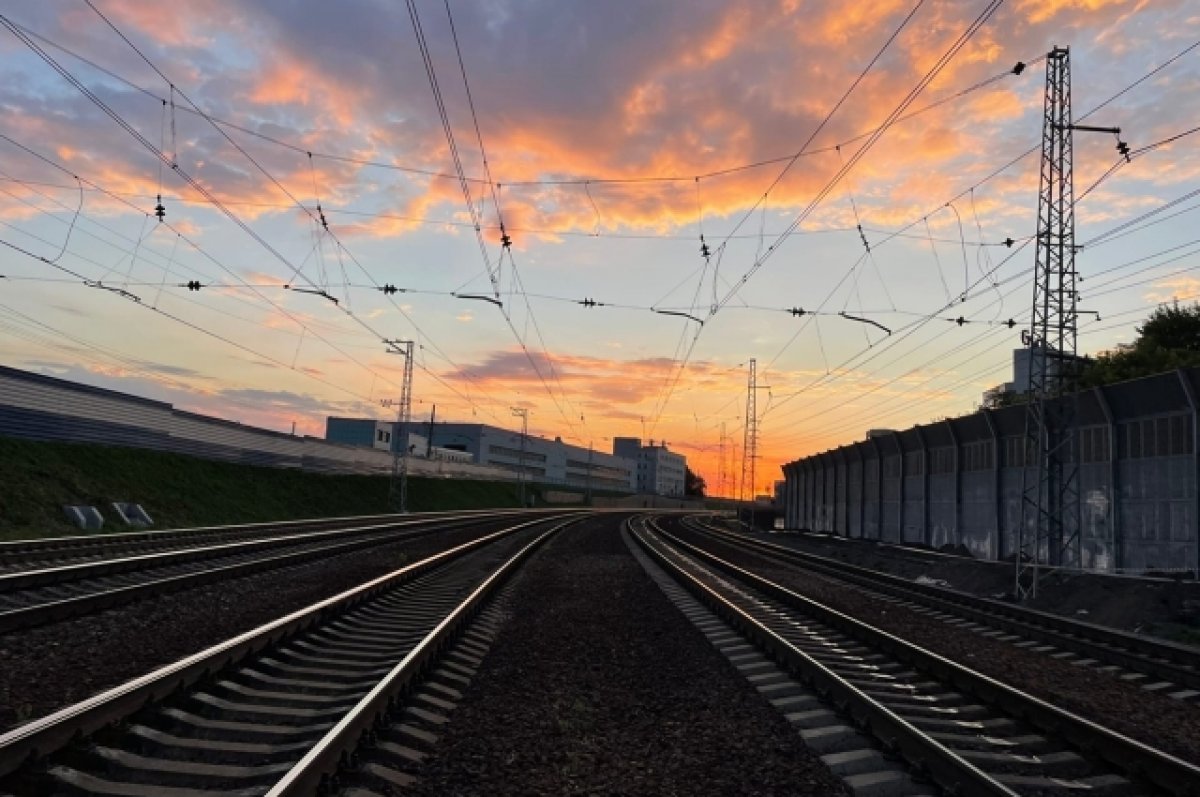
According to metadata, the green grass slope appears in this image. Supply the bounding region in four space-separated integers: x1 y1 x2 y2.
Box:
0 437 575 541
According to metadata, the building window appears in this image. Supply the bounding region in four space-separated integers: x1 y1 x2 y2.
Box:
487 444 547 463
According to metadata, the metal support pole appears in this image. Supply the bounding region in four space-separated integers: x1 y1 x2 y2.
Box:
586 441 594 505
382 339 414 513
426 404 436 458
511 407 529 507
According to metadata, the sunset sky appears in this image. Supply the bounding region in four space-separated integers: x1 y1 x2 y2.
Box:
1 0 1199 497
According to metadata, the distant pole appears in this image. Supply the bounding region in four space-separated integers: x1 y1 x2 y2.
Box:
426 404 436 458
717 422 726 498
383 339 414 513
741 359 771 529
511 407 529 507
586 440 594 505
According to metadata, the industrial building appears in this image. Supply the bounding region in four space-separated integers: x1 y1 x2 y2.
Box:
324 417 473 463
781 366 1200 576
613 438 687 497
326 419 637 493
0 365 505 479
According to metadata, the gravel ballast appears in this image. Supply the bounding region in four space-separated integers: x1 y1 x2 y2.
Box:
0 517 524 730
675 522 1200 766
407 515 850 796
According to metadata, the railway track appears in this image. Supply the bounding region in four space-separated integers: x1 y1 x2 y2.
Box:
630 516 1200 796
677 515 1200 701
0 509 531 573
0 513 573 796
0 511 546 634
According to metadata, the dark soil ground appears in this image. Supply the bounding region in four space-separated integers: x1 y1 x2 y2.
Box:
681 521 1200 766
0 517 524 730
407 515 850 797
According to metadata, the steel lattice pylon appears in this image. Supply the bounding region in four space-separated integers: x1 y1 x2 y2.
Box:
741 359 758 502
1015 47 1080 599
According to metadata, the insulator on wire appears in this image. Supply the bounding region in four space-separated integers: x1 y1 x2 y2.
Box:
154 195 166 222
580 298 597 307
500 225 512 249
1012 61 1026 75
185 280 202 291
700 235 711 259
788 307 806 317
1003 237 1015 248
1116 140 1131 162
381 284 400 295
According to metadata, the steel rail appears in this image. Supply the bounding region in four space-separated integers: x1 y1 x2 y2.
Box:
264 517 572 796
651 518 1200 796
629 517 1015 796
0 514 488 591
0 507 537 566
0 512 567 634
683 516 1200 690
0 513 567 780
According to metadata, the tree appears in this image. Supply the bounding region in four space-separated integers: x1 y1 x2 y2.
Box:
1078 302 1200 388
684 467 706 497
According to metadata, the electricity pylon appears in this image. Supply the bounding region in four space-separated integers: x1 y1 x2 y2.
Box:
1016 47 1123 599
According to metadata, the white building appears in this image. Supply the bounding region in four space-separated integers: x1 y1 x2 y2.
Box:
612 437 687 497
328 419 637 492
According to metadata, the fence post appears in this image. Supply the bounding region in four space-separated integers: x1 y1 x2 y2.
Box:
1176 370 1199 575
915 426 930 547
945 419 960 548
982 409 1002 561
1094 385 1120 573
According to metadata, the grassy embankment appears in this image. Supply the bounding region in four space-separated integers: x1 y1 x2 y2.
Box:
0 437 587 541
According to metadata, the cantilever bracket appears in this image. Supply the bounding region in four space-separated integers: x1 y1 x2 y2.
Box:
838 311 891 335
652 308 704 326
453 293 504 308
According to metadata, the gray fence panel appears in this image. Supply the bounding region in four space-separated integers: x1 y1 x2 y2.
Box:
929 472 956 549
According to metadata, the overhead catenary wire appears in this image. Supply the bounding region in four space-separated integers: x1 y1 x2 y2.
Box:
0 132 509 423
643 0 941 435
10 9 510 423
6 17 1042 193
3 6 1196 462
705 34 1200 443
